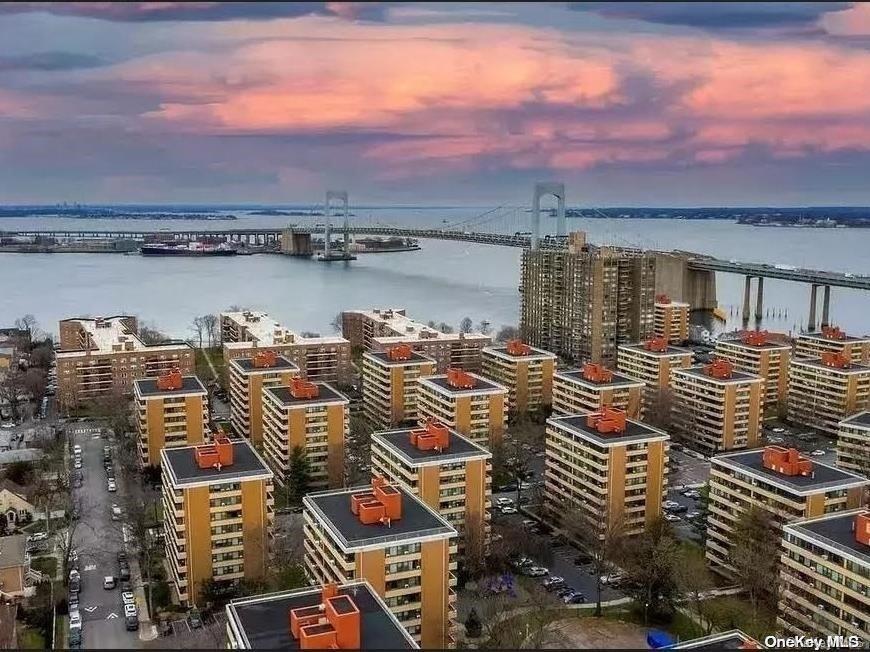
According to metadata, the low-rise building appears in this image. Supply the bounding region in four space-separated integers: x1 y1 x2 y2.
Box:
480 340 556 414
362 345 436 428
416 369 507 448
342 308 491 372
837 412 870 475
303 478 458 647
552 363 644 419
715 331 791 419
787 353 870 437
545 407 668 539
262 378 349 490
671 630 761 649
670 359 763 454
134 370 208 466
617 338 693 412
0 535 29 597
370 420 491 557
795 326 870 365
221 310 352 383
0 480 35 530
706 446 867 576
161 437 273 606
778 509 869 642
228 351 299 444
225 581 418 649
653 294 690 344
57 315 194 410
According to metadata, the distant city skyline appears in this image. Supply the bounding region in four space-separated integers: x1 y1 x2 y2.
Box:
1 2 869 205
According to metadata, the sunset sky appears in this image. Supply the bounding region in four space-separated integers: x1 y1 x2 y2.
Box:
2 2 869 205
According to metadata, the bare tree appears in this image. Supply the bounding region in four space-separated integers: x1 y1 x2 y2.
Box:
191 316 206 348
495 325 520 342
676 544 714 634
137 321 169 345
0 369 24 420
459 317 473 334
618 517 680 623
477 320 493 336
729 506 780 618
202 314 219 347
438 322 454 334
14 314 39 340
21 367 48 404
330 312 343 334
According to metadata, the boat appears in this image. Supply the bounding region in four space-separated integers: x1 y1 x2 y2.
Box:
140 241 237 256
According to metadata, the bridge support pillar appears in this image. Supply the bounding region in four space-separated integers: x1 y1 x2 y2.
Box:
742 275 752 328
808 284 819 332
754 276 764 327
531 182 566 249
821 285 831 328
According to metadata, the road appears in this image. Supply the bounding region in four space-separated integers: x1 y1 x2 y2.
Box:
69 422 140 649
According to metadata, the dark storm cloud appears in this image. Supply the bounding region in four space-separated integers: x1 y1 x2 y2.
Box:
0 2 389 23
571 2 852 30
0 52 106 72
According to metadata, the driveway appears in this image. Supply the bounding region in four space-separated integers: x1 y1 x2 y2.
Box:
69 423 141 649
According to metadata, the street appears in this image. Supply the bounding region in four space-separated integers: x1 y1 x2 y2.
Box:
69 422 141 649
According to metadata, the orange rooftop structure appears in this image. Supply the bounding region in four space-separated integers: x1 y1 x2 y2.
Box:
289 583 361 650
705 358 733 379
821 325 846 340
741 330 770 347
351 477 403 526
387 344 413 361
410 419 450 451
505 340 531 356
156 368 183 391
820 351 850 368
290 377 320 399
252 350 278 368
656 293 671 303
446 367 476 389
644 337 669 352
582 363 614 383
762 446 813 477
856 512 870 547
585 407 627 434
194 435 234 469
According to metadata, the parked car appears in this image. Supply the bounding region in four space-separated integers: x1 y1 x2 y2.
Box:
73 458 82 469
69 626 82 648
27 532 49 543
686 511 701 520
120 579 133 592
124 603 138 618
189 608 203 629
563 592 586 604
600 573 624 586
69 570 81 593
111 504 122 521
69 610 81 627
500 506 517 515
73 444 82 455
524 566 548 577
119 566 131 582
664 513 681 522
663 500 681 510
511 556 533 569
495 497 513 506
542 576 564 588
668 504 688 514
811 449 826 457
125 615 140 631
103 576 116 590
121 591 135 606
107 479 117 492
556 586 576 598
684 490 701 499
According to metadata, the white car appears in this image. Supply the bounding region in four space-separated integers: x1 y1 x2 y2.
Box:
500 506 518 515
27 532 49 543
121 591 135 606
495 497 513 506
73 459 82 469
111 504 122 520
663 500 681 510
664 513 681 522
73 445 82 455
811 449 826 457
69 611 82 627
525 566 548 577
124 603 138 618
107 479 117 492
772 427 786 434
0 423 14 430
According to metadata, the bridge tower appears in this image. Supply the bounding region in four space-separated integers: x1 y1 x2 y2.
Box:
321 190 355 262
531 182 566 249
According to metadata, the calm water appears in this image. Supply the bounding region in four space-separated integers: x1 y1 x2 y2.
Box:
1 209 869 340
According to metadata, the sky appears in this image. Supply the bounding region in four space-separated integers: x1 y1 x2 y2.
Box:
1 2 870 206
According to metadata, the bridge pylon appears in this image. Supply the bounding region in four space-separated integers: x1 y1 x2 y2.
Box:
531 182 566 249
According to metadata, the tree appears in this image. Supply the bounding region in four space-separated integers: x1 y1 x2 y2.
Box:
729 506 780 617
120 479 163 619
330 312 344 334
191 316 206 348
202 314 219 347
29 342 54 369
477 320 493 335
459 317 473 334
137 321 169 344
346 415 375 486
3 460 34 485
92 390 133 441
22 367 48 404
464 607 482 638
495 325 520 342
676 545 714 634
492 413 543 504
644 387 674 430
438 322 454 334
0 369 24 421
286 446 311 506
619 518 680 623
14 314 38 339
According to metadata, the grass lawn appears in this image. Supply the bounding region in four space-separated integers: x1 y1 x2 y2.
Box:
700 596 776 641
55 615 68 650
31 556 58 578
18 627 45 650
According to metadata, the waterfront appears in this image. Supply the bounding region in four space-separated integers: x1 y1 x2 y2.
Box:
2 210 869 338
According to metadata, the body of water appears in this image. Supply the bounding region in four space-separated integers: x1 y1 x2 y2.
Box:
1 209 869 340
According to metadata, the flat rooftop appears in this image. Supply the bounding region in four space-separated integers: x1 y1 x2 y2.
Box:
840 411 870 429
0 535 27 569
790 357 870 374
57 315 190 356
226 581 416 650
674 365 761 384
304 484 455 551
222 310 348 347
264 383 348 407
134 375 206 398
483 344 556 362
352 308 490 343
372 427 490 466
787 510 869 566
230 355 299 373
555 368 644 388
673 630 759 650
364 350 434 367
655 300 690 307
619 342 693 358
717 337 791 351
419 373 506 396
162 439 272 486
714 449 868 494
549 414 667 446
799 331 870 344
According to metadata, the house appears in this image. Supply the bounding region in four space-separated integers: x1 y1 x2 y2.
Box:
0 535 29 598
0 482 35 531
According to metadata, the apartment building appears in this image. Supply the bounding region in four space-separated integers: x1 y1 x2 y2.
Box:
617 338 693 409
226 581 418 649
134 369 208 466
715 331 791 419
303 478 458 647
787 353 870 437
261 378 349 490
416 368 507 448
520 232 656 366
221 310 352 383
228 351 299 444
653 294 690 344
342 308 490 372
370 420 491 556
57 315 194 410
670 360 763 455
778 509 869 642
362 345 436 428
837 412 870 475
480 340 556 414
795 326 870 365
161 437 274 606
706 446 867 576
552 363 644 419
544 407 668 539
